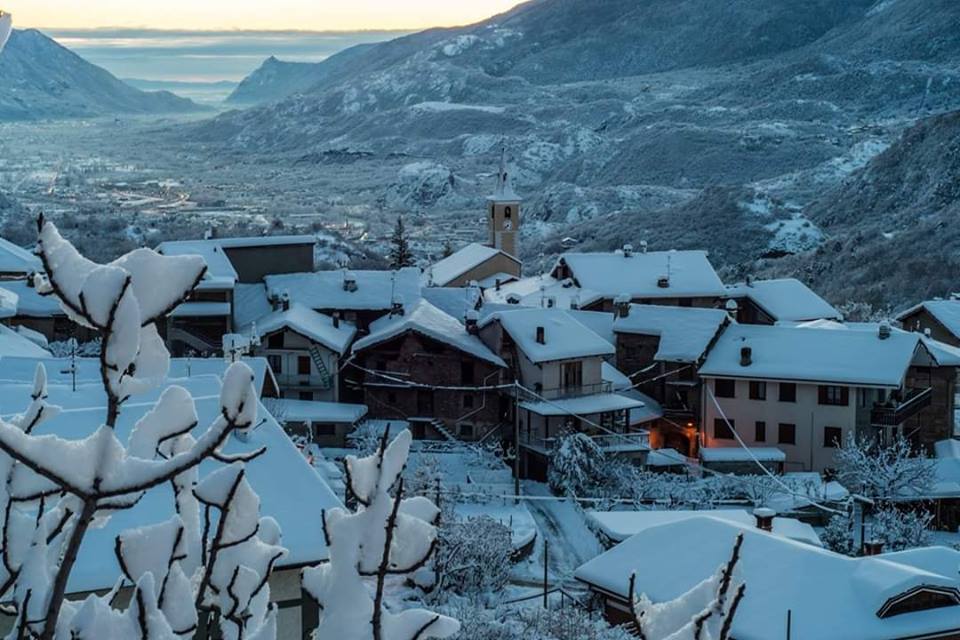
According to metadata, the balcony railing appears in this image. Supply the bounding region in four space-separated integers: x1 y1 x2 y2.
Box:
536 381 613 401
870 387 933 427
526 430 650 454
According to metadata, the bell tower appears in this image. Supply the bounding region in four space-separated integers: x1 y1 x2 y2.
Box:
487 148 521 258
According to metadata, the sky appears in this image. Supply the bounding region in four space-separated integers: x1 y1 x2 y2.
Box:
2 0 523 31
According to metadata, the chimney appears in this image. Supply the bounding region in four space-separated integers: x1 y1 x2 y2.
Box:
740 346 752 367
753 507 775 532
390 295 405 318
615 294 631 319
343 271 358 293
923 327 931 338
332 313 340 329
878 322 891 340
863 540 884 556
465 310 479 335
280 291 290 312
657 275 670 289
623 244 634 258
725 298 739 321
745 274 754 288
640 240 648 254
535 326 545 345
495 278 502 292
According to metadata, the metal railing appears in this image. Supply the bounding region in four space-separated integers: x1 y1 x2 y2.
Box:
536 381 613 400
870 386 933 427
526 430 650 453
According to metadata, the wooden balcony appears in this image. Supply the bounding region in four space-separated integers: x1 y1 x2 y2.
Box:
870 387 933 427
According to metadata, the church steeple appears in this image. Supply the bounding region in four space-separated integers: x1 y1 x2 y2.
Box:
487 146 521 258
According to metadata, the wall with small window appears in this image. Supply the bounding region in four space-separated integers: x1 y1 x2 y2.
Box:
702 377 862 472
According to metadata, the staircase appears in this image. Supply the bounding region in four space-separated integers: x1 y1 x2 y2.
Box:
168 327 221 355
308 344 333 390
429 418 459 443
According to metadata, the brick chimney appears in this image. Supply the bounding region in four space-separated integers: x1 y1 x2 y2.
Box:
753 507 775 532
863 540 884 556
343 271 358 293
536 326 545 345
615 294 631 319
740 346 752 367
465 310 479 335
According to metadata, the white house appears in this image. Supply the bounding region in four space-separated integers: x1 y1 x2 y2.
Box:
575 516 960 639
698 323 936 472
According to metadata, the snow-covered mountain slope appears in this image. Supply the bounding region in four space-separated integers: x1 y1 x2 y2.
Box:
0 12 11 54
180 0 960 309
0 29 205 120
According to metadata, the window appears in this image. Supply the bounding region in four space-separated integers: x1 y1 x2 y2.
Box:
714 379 736 398
823 426 843 448
749 381 767 401
504 206 512 220
779 383 797 403
298 356 311 376
562 361 583 390
298 391 313 401
267 354 282 375
314 423 336 437
714 418 735 440
818 385 849 406
755 421 766 442
267 333 283 349
463 394 475 409
459 423 474 438
461 361 475 384
778 423 796 445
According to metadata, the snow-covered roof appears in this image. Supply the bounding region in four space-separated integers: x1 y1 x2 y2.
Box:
483 274 603 310
519 392 645 417
0 373 340 594
252 302 356 355
265 267 422 312
646 448 690 468
352 299 505 367
0 280 64 317
898 299 960 338
587 509 822 546
424 243 518 287
233 283 273 329
0 324 52 358
698 324 924 387
699 447 786 463
0 285 17 319
262 397 368 424
0 236 41 274
566 309 616 346
602 362 632 391
479 307 615 363
475 272 518 290
575 516 960 640
725 278 841 322
619 388 664 426
168 301 231 318
421 286 482 323
553 250 725 300
613 305 729 363
793 320 960 369
213 235 316 249
156 239 238 289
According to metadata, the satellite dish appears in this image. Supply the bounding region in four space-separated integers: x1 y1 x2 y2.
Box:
0 11 11 54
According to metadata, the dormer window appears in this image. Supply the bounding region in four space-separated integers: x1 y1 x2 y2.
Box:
878 586 960 619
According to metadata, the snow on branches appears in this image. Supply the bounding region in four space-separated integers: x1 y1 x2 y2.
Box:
629 533 746 640
303 428 460 640
834 434 935 501
0 218 282 640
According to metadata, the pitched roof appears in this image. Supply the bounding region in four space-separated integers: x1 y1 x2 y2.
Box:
0 237 41 274
265 267 421 312
725 278 842 322
0 280 64 317
156 239 238 288
421 286 482 323
483 274 602 310
352 299 505 367
479 307 615 364
898 299 960 338
613 304 729 363
424 243 518 287
699 324 923 387
587 509 822 546
575 516 960 640
0 324 51 358
553 249 725 299
252 302 356 355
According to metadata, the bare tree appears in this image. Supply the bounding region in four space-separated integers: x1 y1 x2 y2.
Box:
0 217 282 639
835 434 935 502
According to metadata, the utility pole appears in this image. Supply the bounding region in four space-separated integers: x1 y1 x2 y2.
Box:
514 381 521 504
543 539 549 609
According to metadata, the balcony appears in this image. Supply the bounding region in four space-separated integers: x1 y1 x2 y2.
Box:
525 430 650 455
536 381 613 401
870 387 933 427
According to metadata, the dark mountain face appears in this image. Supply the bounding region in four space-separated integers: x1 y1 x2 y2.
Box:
760 110 960 310
0 29 203 120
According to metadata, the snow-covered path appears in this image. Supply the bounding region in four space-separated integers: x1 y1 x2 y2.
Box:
520 482 603 585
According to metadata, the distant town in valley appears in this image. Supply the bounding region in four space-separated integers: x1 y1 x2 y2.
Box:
0 2 959 640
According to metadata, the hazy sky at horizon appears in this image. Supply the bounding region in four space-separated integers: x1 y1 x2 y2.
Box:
2 1 523 31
